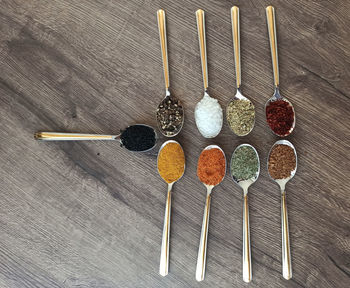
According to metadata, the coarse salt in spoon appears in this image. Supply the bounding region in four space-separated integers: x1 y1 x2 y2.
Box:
194 10 223 138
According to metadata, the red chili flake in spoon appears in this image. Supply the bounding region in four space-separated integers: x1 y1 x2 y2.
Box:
266 100 294 136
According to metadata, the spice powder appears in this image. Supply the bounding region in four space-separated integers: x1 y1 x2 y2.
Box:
158 142 185 183
197 148 225 186
268 144 296 179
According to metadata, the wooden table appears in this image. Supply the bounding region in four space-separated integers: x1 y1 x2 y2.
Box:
0 0 349 287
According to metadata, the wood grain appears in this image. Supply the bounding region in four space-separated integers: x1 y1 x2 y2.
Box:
0 0 349 287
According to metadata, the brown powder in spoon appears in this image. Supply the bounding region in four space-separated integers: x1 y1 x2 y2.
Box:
268 144 296 179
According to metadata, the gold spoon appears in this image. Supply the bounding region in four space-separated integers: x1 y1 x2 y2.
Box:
157 140 185 276
265 6 296 137
196 145 226 281
226 6 255 136
268 140 297 280
156 10 184 137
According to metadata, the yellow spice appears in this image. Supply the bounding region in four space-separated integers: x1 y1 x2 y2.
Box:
158 142 185 183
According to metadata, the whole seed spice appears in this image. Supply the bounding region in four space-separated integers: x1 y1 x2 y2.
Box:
231 146 259 181
266 99 294 136
120 125 156 151
197 148 225 186
268 144 296 179
227 99 255 135
157 95 183 136
158 142 185 183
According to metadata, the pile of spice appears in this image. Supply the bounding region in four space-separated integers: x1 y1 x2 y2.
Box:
268 144 296 179
266 99 294 136
227 99 255 136
156 95 183 136
120 125 156 152
157 142 185 183
231 146 259 181
195 94 223 138
197 148 225 186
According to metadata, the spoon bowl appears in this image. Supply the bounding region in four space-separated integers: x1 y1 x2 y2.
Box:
157 140 185 276
196 144 226 281
156 10 184 137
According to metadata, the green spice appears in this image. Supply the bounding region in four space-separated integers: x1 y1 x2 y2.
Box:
231 146 259 181
226 99 255 136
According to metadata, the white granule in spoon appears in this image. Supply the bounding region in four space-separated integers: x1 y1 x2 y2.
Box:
195 93 223 138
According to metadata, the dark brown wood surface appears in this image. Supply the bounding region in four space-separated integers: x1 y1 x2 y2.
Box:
0 0 349 287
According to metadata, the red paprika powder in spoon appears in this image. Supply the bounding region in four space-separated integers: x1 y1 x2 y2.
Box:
266 99 294 136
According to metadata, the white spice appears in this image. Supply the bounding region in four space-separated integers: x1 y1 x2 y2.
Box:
195 93 223 138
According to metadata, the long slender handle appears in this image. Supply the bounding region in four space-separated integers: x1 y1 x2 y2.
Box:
266 6 279 87
196 193 211 281
159 185 172 276
281 192 292 279
157 9 170 91
243 195 252 282
196 9 208 90
231 6 241 89
34 132 117 141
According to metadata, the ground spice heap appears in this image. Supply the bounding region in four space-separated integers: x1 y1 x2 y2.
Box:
195 94 223 138
197 148 225 186
231 146 259 181
268 144 296 179
120 125 156 152
266 99 294 136
157 96 183 136
158 142 185 183
227 99 255 136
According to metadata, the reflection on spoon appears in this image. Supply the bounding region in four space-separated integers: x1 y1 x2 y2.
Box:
230 144 260 283
268 140 297 280
157 140 185 276
226 6 255 136
34 124 157 152
196 145 226 281
265 6 295 137
156 10 184 137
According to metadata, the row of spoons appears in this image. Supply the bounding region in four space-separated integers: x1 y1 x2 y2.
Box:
158 140 297 282
156 6 295 138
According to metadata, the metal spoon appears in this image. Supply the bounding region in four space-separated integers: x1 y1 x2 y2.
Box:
157 140 185 276
34 124 158 152
156 10 184 137
267 140 297 280
265 6 296 137
226 6 255 136
230 144 260 283
194 9 223 138
196 145 226 281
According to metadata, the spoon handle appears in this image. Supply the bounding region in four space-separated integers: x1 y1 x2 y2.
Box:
157 9 170 91
196 191 211 281
196 9 208 91
266 6 279 87
34 132 117 141
243 194 252 282
281 191 292 279
231 6 241 89
159 183 173 276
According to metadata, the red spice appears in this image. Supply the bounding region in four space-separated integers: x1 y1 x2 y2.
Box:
266 100 294 136
197 148 226 186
